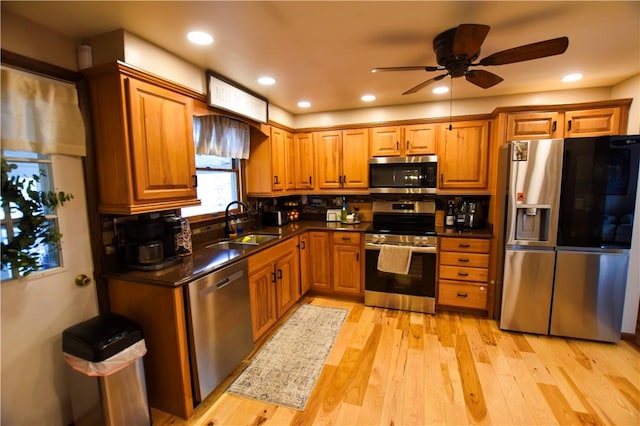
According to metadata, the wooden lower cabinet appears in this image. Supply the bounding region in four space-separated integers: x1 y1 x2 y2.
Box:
332 231 362 295
437 237 490 311
299 232 311 295
108 279 193 419
248 237 300 341
308 231 332 291
308 230 363 296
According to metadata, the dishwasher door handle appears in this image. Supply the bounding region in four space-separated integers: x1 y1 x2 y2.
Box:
199 270 245 297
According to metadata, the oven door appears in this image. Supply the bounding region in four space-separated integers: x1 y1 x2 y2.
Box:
364 244 436 313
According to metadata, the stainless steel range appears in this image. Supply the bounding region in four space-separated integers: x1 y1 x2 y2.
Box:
364 200 437 314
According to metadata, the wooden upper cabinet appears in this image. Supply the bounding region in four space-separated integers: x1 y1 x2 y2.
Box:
270 127 286 191
370 126 403 156
315 129 369 190
564 107 621 137
437 120 489 192
284 131 296 190
506 112 563 140
405 123 436 155
86 64 199 214
293 132 314 189
342 128 369 189
315 130 343 190
371 124 435 156
506 106 626 140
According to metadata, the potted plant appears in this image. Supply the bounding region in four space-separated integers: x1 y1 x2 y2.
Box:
1 158 73 276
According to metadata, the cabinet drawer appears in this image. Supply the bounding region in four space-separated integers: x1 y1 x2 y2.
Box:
439 251 489 268
439 265 488 283
440 237 490 253
438 281 487 309
333 231 361 245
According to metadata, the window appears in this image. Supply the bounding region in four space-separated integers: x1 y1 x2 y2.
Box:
181 154 242 218
1 150 62 280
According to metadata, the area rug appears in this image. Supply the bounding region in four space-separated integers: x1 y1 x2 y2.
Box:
227 304 349 410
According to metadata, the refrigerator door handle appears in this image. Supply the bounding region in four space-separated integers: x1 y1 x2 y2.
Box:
556 246 629 255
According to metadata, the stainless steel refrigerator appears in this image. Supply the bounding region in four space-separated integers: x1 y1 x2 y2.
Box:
497 136 639 342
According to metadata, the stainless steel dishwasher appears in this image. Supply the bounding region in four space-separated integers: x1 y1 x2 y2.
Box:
185 259 254 402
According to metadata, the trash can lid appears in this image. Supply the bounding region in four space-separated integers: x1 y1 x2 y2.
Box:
62 313 144 362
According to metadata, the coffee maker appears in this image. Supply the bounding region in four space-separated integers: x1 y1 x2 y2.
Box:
117 216 182 271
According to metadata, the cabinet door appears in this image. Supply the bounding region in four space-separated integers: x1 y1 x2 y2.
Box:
294 132 315 189
308 231 332 291
405 123 436 155
299 233 311 295
332 243 361 295
342 128 369 189
249 263 278 341
284 131 296 190
371 126 402 156
270 127 286 191
275 248 300 317
506 112 562 140
315 130 343 190
437 120 489 190
126 77 197 201
565 107 621 137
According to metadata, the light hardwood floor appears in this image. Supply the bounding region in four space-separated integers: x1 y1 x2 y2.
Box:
153 296 640 425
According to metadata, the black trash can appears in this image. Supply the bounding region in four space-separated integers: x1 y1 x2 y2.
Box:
62 313 150 426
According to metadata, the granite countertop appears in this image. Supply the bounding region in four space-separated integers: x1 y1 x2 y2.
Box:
105 220 493 288
104 220 372 288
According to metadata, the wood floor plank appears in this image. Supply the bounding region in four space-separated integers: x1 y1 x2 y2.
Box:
378 328 409 426
538 382 584 425
455 333 488 423
402 349 426 425
506 357 559 425
475 362 515 425
497 374 536 425
606 374 640 411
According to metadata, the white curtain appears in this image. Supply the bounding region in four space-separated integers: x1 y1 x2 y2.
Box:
193 115 250 159
0 66 86 157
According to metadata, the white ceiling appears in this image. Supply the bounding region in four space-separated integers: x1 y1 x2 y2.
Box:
3 1 639 114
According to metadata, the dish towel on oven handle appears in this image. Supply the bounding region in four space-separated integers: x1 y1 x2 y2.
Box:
377 244 412 275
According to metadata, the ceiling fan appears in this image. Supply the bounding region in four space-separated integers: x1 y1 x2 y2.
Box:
372 24 569 95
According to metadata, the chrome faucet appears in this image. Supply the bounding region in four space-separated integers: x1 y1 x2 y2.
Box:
224 201 248 238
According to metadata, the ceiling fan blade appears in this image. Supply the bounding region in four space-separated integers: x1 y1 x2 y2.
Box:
478 36 569 66
371 66 439 73
402 74 448 95
465 70 503 89
453 24 490 58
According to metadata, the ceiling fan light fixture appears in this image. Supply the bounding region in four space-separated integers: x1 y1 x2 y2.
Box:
361 94 376 102
432 86 449 95
187 31 213 45
257 76 276 85
562 73 583 82
297 101 311 108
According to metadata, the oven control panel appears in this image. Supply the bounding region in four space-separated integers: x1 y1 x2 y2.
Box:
365 233 437 247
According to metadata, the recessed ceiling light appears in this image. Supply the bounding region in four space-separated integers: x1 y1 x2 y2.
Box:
432 86 449 95
257 76 276 85
562 73 583 82
297 101 311 108
361 94 376 102
187 31 213 45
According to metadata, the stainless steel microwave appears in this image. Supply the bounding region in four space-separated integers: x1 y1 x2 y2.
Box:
369 156 438 194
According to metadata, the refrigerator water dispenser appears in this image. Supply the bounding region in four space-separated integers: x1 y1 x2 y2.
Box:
515 206 550 241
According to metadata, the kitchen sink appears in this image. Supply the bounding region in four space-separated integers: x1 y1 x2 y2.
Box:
230 234 279 245
205 234 279 250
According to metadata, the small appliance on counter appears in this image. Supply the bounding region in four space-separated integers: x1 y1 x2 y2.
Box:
116 215 182 271
261 210 289 226
326 209 341 222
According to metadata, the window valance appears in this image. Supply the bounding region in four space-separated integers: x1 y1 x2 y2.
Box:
193 115 250 159
0 66 86 157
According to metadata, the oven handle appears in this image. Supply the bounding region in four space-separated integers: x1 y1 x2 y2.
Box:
365 243 436 254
